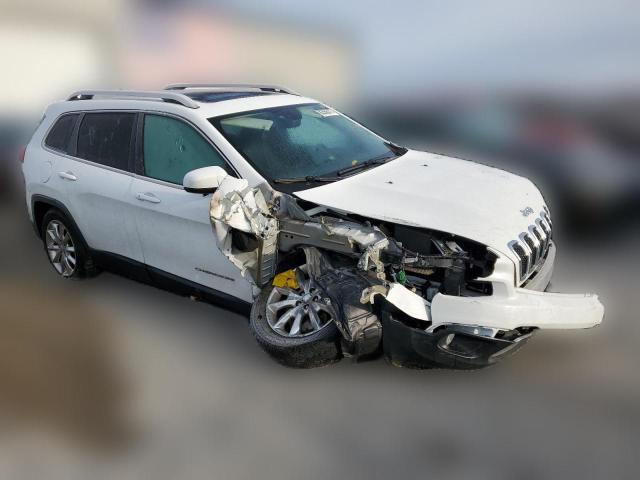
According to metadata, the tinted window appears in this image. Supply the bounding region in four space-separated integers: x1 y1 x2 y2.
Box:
77 113 135 170
45 114 79 153
143 114 229 184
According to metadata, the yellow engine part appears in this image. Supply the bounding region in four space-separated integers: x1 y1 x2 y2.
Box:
272 269 300 289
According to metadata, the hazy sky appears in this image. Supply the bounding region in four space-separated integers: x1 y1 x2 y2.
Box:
211 0 640 96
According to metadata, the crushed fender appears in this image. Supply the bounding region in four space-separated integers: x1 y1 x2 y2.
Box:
206 172 600 369
209 176 279 286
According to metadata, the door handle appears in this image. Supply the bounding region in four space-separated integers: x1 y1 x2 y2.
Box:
58 171 77 181
135 192 161 204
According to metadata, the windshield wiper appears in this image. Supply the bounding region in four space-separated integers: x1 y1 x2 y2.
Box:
273 175 340 184
384 141 408 155
336 153 397 176
275 142 408 183
336 143 407 177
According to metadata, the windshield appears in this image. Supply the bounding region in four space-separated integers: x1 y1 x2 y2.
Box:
210 103 398 182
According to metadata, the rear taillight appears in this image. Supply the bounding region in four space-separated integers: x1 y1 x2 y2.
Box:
19 146 26 163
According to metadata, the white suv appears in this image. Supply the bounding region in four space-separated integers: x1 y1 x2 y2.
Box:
23 84 604 369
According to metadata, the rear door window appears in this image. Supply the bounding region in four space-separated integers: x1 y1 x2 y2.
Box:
45 114 79 153
77 113 135 170
142 114 230 185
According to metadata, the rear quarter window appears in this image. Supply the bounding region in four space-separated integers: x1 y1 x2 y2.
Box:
77 113 135 170
44 114 79 153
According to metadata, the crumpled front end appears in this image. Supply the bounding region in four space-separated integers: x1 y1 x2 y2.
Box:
374 246 603 369
207 175 604 369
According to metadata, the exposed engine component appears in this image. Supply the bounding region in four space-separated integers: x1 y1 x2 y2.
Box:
207 180 499 361
303 247 382 358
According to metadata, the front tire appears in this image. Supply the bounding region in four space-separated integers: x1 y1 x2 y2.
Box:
249 281 342 368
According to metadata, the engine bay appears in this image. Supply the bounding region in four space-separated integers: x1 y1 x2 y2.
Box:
208 175 520 367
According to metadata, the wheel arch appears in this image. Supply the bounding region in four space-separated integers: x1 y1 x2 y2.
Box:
31 195 84 243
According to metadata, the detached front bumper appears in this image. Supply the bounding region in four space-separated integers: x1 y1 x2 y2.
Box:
429 243 604 332
378 242 604 369
381 313 533 369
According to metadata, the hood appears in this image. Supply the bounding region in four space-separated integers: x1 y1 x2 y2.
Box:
294 150 547 263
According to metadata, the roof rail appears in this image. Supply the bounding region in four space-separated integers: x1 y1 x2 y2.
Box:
164 83 298 95
66 90 200 109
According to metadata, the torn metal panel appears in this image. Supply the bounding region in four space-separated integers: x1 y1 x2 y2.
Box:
209 176 278 285
279 219 355 256
357 238 389 280
277 193 314 221
301 246 334 279
280 216 394 280
317 217 387 249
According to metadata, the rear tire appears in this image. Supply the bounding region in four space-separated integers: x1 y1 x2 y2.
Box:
249 283 342 368
41 209 99 279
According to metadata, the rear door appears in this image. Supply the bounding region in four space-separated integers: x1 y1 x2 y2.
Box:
62 111 144 262
130 112 253 301
36 113 81 211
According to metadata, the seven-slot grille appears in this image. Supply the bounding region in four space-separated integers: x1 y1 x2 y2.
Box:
508 209 553 283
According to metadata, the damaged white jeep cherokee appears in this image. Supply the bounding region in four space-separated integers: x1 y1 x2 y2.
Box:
23 84 604 369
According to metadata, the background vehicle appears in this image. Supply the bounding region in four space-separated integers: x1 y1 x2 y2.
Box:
22 85 603 369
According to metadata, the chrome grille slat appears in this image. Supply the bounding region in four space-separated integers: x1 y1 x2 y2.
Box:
538 217 551 236
509 210 553 283
523 233 538 265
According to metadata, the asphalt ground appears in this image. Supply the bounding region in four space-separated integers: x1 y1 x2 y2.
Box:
1 194 639 479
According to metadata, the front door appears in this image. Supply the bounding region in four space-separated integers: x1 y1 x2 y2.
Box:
131 113 253 302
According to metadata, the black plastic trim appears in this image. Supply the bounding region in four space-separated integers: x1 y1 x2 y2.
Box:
380 307 531 369
184 186 218 194
31 194 83 240
91 250 250 315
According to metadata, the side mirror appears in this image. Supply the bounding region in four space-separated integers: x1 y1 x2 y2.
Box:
183 166 228 194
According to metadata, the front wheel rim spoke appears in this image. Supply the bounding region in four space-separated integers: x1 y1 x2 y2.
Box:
273 307 297 331
308 305 322 330
52 222 61 241
267 299 297 317
289 310 303 336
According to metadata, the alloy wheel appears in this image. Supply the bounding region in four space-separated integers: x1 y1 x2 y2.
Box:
45 220 77 277
265 269 335 338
